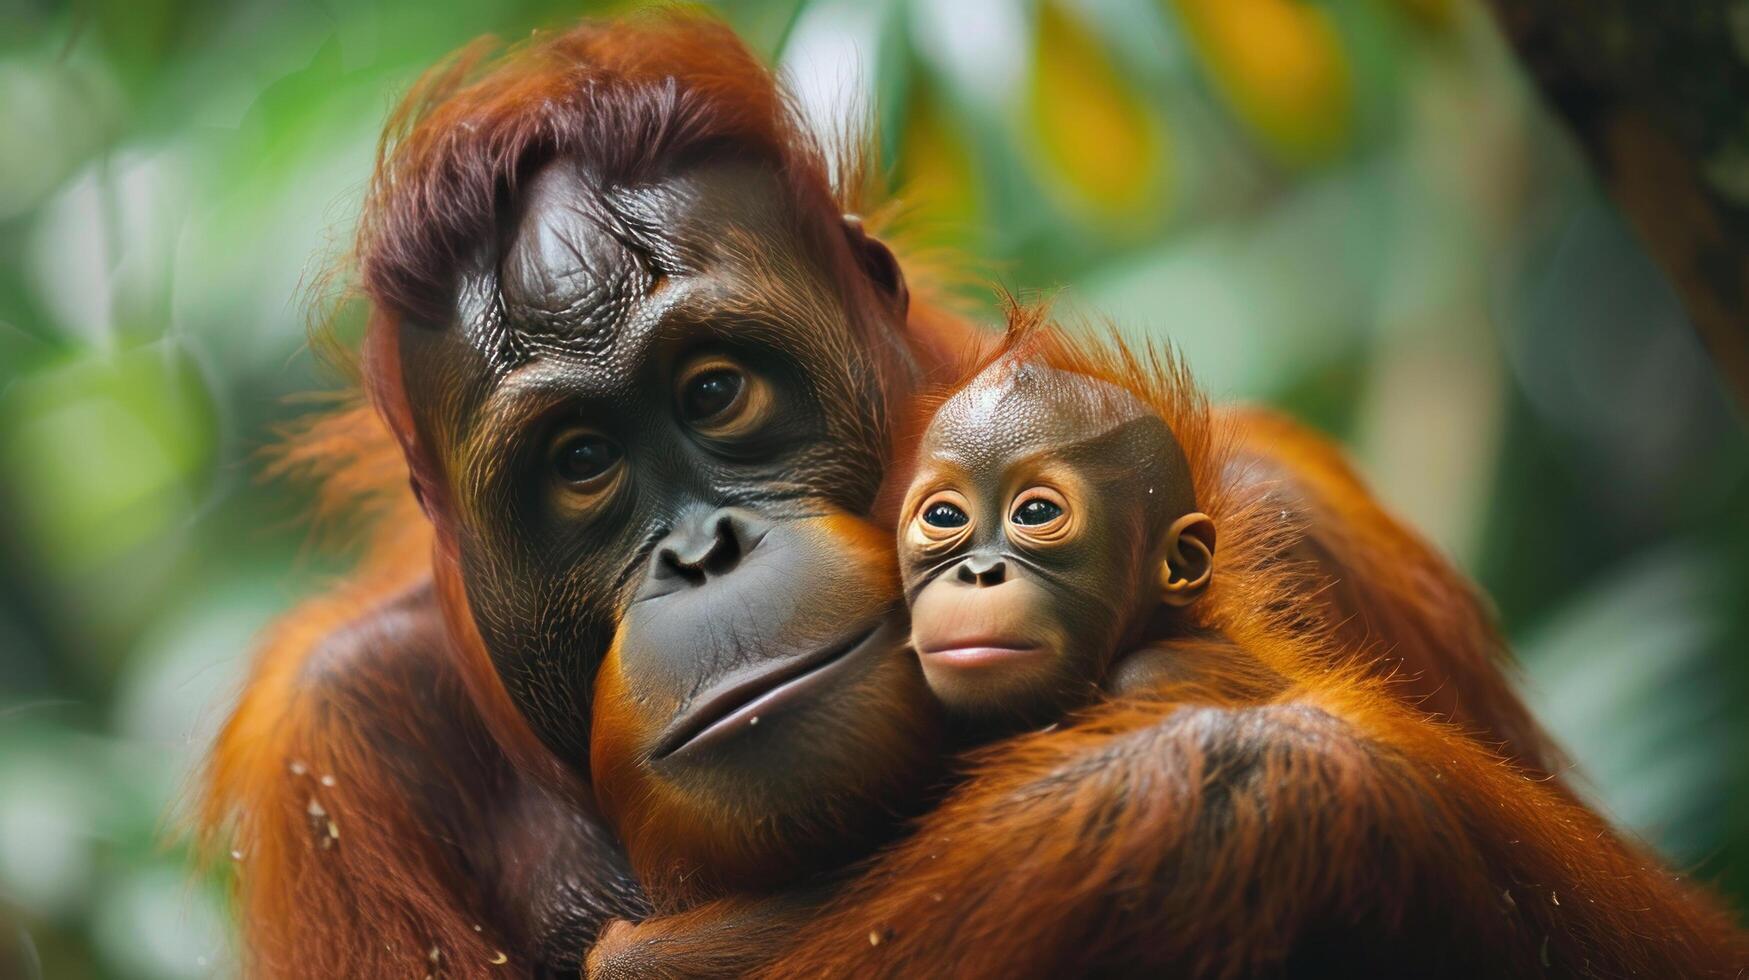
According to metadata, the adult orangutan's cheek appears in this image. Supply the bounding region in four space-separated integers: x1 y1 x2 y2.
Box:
584 509 944 903
589 638 656 839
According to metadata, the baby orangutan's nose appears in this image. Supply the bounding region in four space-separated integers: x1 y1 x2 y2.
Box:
957 555 1008 587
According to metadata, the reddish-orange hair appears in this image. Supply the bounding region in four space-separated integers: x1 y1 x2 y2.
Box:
359 14 854 326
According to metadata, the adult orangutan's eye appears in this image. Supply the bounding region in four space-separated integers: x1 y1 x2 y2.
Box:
680 367 746 423
552 431 623 487
675 356 773 441
923 502 969 528
1011 497 1063 526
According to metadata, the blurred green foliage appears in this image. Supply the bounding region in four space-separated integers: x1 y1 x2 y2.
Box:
1 0 1744 975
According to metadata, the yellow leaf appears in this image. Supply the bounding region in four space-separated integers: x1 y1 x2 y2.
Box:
1029 1 1169 219
1172 0 1353 166
1389 0 1455 28
897 84 979 232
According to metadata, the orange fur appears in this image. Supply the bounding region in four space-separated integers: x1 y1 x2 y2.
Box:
197 574 517 976
1221 405 1565 775
752 685 1746 977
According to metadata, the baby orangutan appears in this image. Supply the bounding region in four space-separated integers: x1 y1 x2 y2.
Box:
899 354 1219 732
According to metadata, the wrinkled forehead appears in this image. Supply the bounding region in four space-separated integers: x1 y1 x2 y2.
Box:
922 362 1161 470
395 153 838 445
450 154 812 372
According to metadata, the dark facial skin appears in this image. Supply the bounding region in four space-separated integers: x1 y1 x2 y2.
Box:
900 361 1211 729
393 154 939 899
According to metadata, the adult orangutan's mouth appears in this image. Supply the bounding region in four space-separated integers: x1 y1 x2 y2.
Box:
652 621 886 762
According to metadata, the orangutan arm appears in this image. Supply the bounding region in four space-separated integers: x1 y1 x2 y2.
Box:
1223 406 1563 775
752 688 1744 978
585 883 838 980
1102 631 1291 702
200 583 645 978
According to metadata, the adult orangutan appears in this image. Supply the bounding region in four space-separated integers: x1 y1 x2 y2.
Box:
198 11 1745 978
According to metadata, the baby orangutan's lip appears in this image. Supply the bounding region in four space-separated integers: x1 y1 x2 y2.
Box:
916 639 1046 669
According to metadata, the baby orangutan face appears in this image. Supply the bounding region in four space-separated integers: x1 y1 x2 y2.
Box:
899 360 1215 728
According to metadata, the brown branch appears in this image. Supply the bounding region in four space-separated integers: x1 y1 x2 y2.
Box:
1484 1 1749 407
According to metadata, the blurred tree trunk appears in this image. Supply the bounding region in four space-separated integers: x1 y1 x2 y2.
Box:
1484 1 1749 407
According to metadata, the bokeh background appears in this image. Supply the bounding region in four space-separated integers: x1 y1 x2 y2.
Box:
1 0 1745 975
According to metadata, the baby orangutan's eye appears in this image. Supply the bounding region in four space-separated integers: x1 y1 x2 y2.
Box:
923 502 969 528
913 489 974 546
1011 497 1063 526
1006 486 1072 543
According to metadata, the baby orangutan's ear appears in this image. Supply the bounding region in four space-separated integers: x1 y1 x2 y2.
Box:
1159 513 1216 607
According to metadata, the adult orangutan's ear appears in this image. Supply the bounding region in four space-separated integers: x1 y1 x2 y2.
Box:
842 214 908 317
1160 513 1216 607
